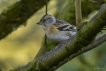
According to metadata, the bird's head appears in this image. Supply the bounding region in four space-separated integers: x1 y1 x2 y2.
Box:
37 14 56 26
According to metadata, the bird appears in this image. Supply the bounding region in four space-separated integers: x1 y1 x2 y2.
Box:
37 14 76 42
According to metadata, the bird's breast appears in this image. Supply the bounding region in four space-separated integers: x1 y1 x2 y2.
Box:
43 25 58 35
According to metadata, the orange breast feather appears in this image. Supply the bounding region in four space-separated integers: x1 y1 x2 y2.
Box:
48 25 58 35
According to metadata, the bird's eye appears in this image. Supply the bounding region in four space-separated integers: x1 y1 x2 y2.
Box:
43 19 46 22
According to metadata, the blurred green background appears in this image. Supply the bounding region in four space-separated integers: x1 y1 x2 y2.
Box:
0 0 106 71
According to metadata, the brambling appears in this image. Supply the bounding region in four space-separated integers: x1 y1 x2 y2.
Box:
37 14 76 42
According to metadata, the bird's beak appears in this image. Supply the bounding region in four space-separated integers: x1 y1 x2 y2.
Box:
36 21 42 25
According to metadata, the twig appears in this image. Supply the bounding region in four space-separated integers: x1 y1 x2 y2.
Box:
45 0 48 45
75 0 82 29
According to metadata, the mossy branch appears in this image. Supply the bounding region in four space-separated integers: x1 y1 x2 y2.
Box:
26 4 106 71
0 0 50 40
49 34 106 70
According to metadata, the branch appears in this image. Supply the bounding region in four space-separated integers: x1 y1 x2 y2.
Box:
26 4 106 71
0 0 50 40
49 34 106 70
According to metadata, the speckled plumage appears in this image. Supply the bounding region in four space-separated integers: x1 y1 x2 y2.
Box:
37 14 76 42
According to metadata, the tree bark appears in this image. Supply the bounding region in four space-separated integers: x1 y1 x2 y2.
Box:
0 0 50 40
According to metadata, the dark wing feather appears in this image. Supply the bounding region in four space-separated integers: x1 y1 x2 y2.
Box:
57 25 69 31
53 19 76 32
57 25 76 31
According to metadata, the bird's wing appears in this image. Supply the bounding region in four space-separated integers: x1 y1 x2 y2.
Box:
53 19 76 32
